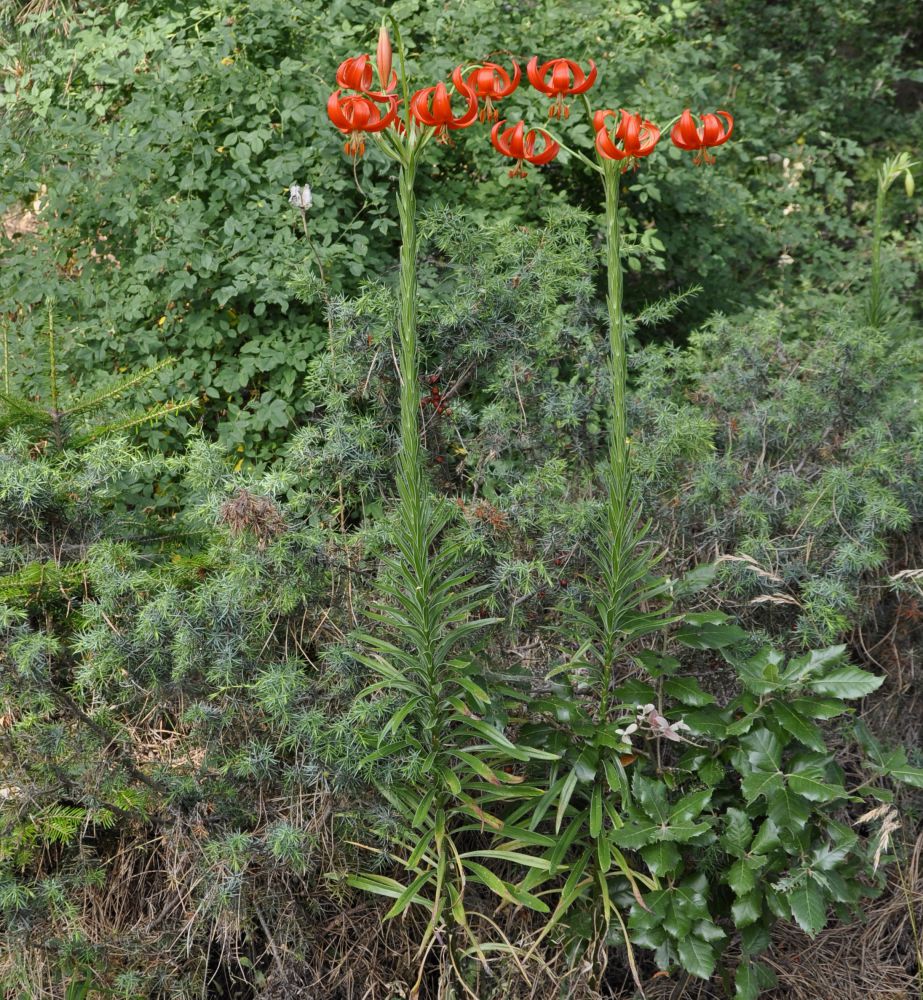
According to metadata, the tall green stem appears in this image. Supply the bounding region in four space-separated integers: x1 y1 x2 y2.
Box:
393 146 442 740
597 160 630 718
603 161 628 497
396 151 422 498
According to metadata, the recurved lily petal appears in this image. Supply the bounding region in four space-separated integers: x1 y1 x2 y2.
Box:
410 70 478 142
327 91 399 157
466 60 520 121
595 109 660 169
491 119 559 178
527 56 597 118
670 109 734 164
335 53 397 101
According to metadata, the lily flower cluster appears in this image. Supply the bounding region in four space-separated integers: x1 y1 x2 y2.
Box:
326 30 734 177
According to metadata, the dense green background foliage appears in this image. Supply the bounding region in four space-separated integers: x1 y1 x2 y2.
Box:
1 0 921 997
2 0 920 459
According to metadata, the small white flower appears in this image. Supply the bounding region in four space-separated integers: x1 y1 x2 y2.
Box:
289 183 313 210
614 722 638 746
638 705 692 743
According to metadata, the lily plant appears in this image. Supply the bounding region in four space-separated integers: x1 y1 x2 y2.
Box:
324 18 735 993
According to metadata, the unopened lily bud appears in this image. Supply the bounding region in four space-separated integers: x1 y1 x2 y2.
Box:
905 170 915 198
376 23 392 90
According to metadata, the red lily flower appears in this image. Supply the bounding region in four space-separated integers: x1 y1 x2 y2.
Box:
327 90 399 158
465 60 520 122
409 67 478 143
594 109 661 170
670 109 733 165
490 120 560 178
335 54 397 100
526 56 597 118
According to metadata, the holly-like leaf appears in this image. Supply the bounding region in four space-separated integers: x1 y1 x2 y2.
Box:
786 771 846 802
731 890 762 927
783 645 847 683
610 817 710 849
677 935 717 980
740 920 772 957
664 676 716 706
790 696 848 720
670 788 713 823
750 818 781 854
641 840 682 877
771 700 826 752
742 728 782 770
727 857 757 897
681 705 731 738
787 877 828 937
735 959 777 1000
807 666 883 699
634 650 681 677
734 646 785 695
720 807 753 857
676 612 748 650
767 786 811 833
741 768 784 804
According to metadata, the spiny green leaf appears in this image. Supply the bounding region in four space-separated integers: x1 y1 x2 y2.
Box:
807 666 884 699
735 959 777 1000
787 877 828 937
676 935 717 980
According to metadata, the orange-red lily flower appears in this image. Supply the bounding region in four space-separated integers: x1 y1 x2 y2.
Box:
409 67 478 143
327 90 399 158
335 54 396 100
526 56 597 118
465 60 520 122
670 109 734 164
594 109 661 170
490 120 560 178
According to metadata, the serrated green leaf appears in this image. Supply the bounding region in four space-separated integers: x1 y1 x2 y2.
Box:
740 920 772 957
807 666 884 699
771 701 826 751
676 619 748 650
731 890 762 927
790 697 848 720
641 840 681 876
634 650 681 676
767 786 811 833
742 728 783 769
741 768 783 804
727 858 756 897
750 818 781 854
664 676 716 706
721 808 753 856
784 645 846 683
735 646 785 694
786 772 845 802
670 788 712 823
788 877 827 936
677 935 717 980
735 959 777 999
